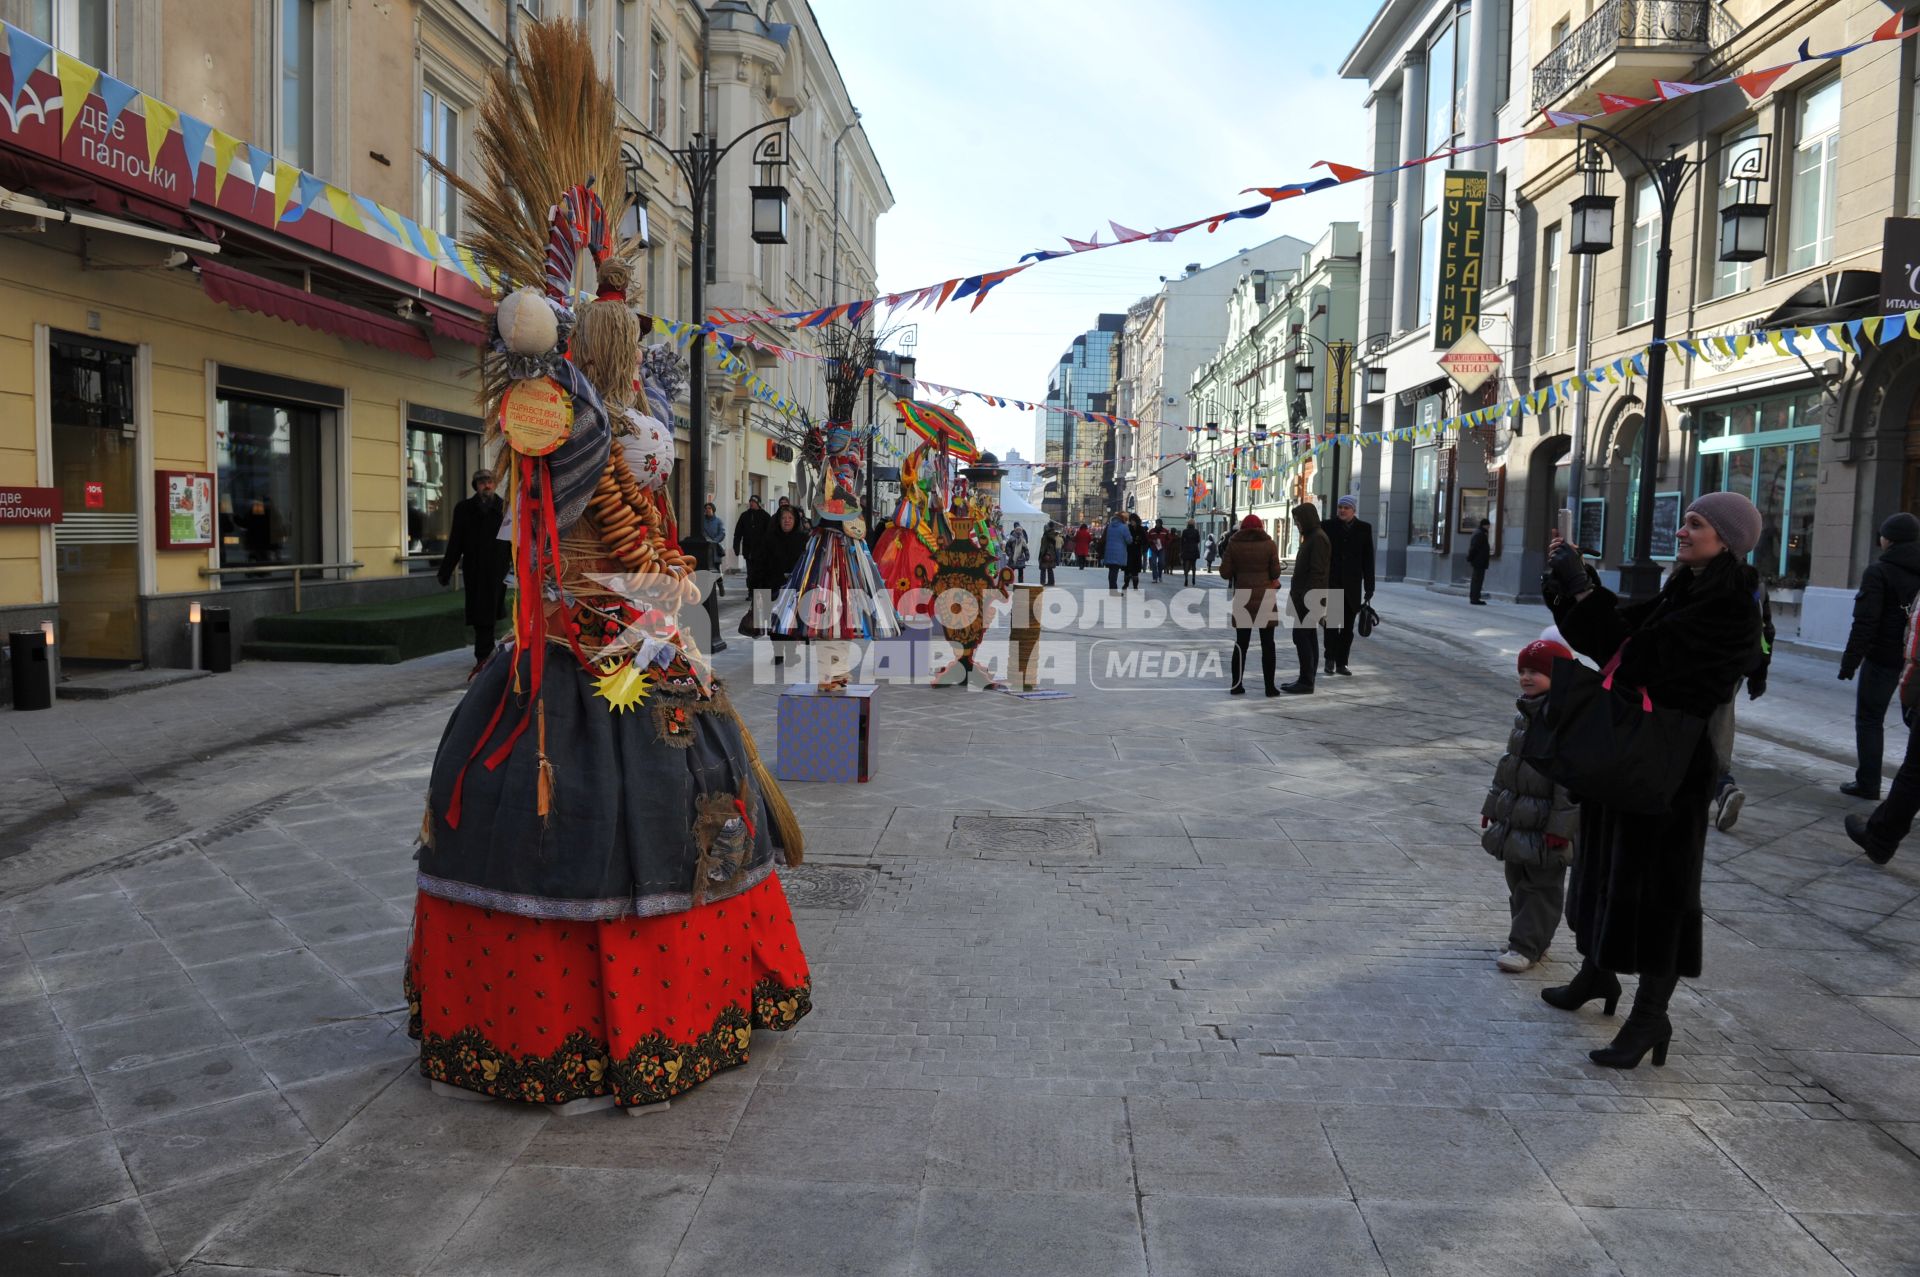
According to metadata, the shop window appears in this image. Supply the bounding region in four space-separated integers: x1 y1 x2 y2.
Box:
419 83 461 237
26 0 111 72
1410 445 1436 546
215 394 327 572
405 424 481 565
1694 388 1823 587
1789 74 1842 273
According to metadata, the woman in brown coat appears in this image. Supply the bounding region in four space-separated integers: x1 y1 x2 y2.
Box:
1220 513 1282 696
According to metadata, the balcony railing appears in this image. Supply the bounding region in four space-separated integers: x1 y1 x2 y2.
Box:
1532 0 1737 113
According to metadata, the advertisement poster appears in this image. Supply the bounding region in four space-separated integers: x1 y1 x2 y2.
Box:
158 471 215 549
1433 170 1489 348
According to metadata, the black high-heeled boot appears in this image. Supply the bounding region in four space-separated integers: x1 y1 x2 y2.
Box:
1540 961 1621 1015
1588 1009 1672 1069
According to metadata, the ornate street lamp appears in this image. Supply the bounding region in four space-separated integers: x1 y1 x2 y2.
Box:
1364 363 1387 398
749 183 789 244
1292 362 1314 396
1204 420 1220 441
1716 138 1772 264
1568 143 1617 255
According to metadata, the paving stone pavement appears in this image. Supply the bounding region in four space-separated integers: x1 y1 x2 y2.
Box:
3 567 1919 1275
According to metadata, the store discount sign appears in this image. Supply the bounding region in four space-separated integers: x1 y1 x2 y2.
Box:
0 487 64 524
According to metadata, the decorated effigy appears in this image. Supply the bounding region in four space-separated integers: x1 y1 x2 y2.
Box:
928 480 1012 687
873 400 977 616
404 20 810 1113
766 419 899 647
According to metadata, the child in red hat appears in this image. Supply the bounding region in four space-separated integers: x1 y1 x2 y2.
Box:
1482 639 1581 973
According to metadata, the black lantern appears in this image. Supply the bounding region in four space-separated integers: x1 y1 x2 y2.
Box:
1292 362 1313 395
1252 424 1269 443
1718 201 1769 263
1364 364 1387 398
618 141 650 246
749 184 789 244
1204 421 1220 441
1569 190 1617 255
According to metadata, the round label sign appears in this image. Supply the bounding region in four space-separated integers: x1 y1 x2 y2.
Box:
499 378 574 456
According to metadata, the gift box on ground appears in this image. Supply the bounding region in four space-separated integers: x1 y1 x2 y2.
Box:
776 683 876 783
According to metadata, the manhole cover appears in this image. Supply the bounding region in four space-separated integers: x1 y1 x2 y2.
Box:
950 816 1097 855
778 865 875 910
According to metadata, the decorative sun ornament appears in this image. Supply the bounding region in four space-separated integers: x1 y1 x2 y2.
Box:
592 659 656 712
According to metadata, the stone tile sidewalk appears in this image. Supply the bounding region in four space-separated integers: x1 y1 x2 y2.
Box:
2 569 1919 1275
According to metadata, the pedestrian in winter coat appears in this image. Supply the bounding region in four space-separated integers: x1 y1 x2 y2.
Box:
1540 490 1765 1071
1205 533 1218 569
1483 639 1581 972
1073 523 1092 567
1846 596 1920 866
1124 513 1146 589
749 506 809 639
437 470 509 670
732 495 770 575
1220 513 1282 695
1468 518 1492 604
1323 495 1374 677
1839 512 1920 800
1283 503 1331 694
1180 522 1201 585
1038 523 1060 586
1006 523 1031 582
1102 515 1132 590
1148 519 1169 582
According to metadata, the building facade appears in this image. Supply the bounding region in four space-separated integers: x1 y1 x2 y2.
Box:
1516 0 1915 644
1037 313 1124 528
1187 226 1360 555
0 0 886 680
1341 0 1533 592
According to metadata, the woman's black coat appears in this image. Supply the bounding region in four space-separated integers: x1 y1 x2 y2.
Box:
1548 564 1762 978
751 520 809 593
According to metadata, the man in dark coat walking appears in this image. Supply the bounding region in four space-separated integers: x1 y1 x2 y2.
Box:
1839 512 1920 799
1322 494 1374 676
1283 503 1331 694
732 494 770 589
438 470 508 671
1467 517 1492 604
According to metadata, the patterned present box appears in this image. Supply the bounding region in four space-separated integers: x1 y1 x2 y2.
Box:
776 683 876 784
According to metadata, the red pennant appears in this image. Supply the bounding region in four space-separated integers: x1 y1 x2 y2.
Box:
1875 12 1901 40
1598 93 1651 113
1312 161 1371 183
1735 64 1794 100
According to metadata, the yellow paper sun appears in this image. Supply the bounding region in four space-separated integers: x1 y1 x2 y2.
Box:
592 660 655 713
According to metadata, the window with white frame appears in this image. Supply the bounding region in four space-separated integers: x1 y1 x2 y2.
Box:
1416 13 1461 329
25 0 111 70
1789 74 1842 271
1540 223 1562 355
419 83 460 237
1625 174 1658 326
648 29 668 134
279 0 323 174
613 0 633 107
679 64 693 140
1713 123 1763 297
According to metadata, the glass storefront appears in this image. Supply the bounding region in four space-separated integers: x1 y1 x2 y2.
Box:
1695 388 1822 588
1410 446 1436 546
216 394 325 570
50 335 141 661
405 424 480 562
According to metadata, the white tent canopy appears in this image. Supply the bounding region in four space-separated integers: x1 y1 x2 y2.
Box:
998 486 1046 519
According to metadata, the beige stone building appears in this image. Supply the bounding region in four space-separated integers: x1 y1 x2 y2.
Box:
0 0 886 684
1515 0 1910 643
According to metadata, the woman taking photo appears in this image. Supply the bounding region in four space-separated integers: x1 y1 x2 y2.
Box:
1539 491 1764 1069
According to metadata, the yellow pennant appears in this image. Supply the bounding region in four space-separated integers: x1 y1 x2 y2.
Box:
209 130 243 201
55 52 99 141
321 184 367 232
1907 310 1920 341
141 95 179 171
1864 316 1884 345
272 160 299 223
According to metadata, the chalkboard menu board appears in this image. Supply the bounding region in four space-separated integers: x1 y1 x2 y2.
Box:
1577 499 1605 556
1649 491 1682 560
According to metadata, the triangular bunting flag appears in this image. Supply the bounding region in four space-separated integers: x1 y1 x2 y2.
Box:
1767 329 1790 356
1655 80 1716 99
1816 324 1842 353
5 23 51 110
209 131 243 200
1109 221 1147 242
1598 94 1652 113
140 95 178 171
272 160 300 223
1311 161 1372 183
1863 316 1884 345
1876 13 1903 40
1544 109 1592 127
1735 64 1794 101
54 51 98 140
1907 309 1920 341
94 72 137 133
176 113 212 188
246 144 274 191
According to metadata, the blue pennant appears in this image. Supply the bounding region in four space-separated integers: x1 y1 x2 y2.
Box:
176 113 213 187
4 23 51 111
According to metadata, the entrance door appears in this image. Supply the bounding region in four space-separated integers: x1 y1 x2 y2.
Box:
49 336 141 662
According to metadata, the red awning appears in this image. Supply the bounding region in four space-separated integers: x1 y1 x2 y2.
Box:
426 303 489 347
195 257 435 360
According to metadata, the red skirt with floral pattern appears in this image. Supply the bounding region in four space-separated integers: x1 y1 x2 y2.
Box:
404 873 811 1107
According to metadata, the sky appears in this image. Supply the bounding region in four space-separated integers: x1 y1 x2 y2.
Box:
809 0 1377 462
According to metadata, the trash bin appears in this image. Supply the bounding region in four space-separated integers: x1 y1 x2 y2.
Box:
202 607 233 673
8 631 52 711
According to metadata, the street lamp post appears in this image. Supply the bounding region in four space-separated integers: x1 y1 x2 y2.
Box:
1568 125 1770 602
622 113 793 645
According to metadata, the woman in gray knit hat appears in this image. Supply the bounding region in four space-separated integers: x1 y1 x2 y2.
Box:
1534 490 1764 1071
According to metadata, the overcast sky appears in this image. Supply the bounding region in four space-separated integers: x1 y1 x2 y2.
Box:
808 0 1374 462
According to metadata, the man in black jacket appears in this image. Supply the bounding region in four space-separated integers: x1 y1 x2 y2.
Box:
438 470 509 671
732 494 770 586
1467 517 1492 604
1839 512 1920 799
1322 494 1374 676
